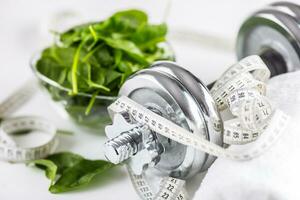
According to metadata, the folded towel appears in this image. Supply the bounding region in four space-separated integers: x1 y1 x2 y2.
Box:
194 71 300 200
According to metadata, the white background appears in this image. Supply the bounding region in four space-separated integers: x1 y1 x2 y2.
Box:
0 0 278 199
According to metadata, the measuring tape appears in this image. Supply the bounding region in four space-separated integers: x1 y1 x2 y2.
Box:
0 80 58 162
127 165 188 200
108 56 290 200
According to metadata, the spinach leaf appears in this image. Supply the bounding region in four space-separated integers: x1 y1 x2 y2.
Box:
31 152 115 193
132 23 168 50
33 159 57 184
36 9 174 117
94 9 148 36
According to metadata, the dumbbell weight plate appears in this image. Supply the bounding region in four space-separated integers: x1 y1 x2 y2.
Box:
236 2 300 76
150 61 223 171
119 62 222 179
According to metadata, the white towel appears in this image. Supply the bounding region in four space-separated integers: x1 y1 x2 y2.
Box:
194 71 300 200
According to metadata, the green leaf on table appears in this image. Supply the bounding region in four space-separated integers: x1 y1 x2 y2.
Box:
30 152 115 193
32 159 57 184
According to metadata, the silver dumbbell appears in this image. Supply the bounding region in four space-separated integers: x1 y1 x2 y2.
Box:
104 1 300 179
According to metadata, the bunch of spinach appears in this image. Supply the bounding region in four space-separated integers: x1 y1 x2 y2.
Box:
30 152 115 193
36 9 173 115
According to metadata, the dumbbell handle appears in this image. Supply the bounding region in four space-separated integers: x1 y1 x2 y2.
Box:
207 51 288 90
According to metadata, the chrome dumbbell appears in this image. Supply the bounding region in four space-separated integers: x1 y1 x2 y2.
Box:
104 1 300 180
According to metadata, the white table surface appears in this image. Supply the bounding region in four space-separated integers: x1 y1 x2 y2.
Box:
0 0 276 199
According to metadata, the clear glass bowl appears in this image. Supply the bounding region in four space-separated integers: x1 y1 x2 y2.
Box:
30 43 174 133
30 52 117 133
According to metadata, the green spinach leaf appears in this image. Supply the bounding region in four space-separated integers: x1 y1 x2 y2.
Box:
31 152 115 193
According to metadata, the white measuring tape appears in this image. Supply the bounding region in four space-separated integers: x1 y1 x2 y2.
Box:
127 165 188 200
0 80 58 162
107 56 290 200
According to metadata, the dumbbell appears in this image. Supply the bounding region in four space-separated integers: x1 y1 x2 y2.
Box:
104 1 300 180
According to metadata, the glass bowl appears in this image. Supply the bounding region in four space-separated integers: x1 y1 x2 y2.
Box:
30 52 116 133
30 43 174 133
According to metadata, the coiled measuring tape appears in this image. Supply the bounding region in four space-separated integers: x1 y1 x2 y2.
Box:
108 56 290 200
0 80 58 162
